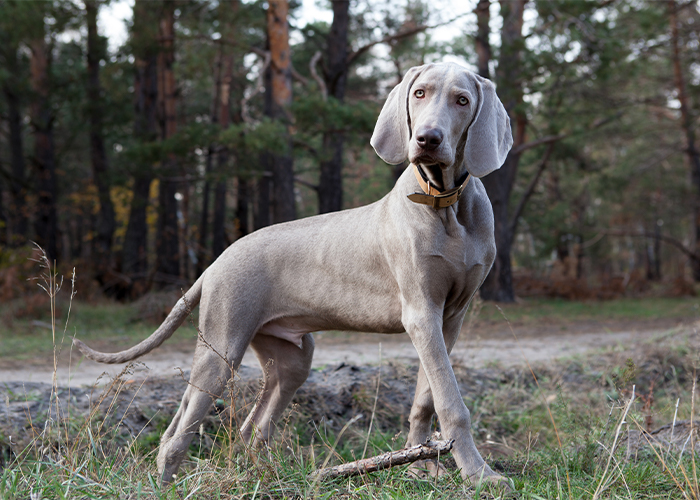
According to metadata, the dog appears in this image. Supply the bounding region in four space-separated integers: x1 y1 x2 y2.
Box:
75 62 513 486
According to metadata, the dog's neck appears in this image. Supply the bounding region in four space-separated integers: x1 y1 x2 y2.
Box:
416 162 469 193
407 163 471 209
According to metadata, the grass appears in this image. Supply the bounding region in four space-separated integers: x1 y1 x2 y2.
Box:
476 296 700 326
0 297 198 361
0 252 699 498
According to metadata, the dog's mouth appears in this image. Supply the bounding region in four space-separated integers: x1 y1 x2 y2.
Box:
417 162 446 191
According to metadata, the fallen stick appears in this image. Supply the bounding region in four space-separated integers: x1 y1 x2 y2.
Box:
308 439 454 482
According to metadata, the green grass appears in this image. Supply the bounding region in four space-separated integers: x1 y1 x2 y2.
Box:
0 299 198 361
476 296 700 326
2 332 699 499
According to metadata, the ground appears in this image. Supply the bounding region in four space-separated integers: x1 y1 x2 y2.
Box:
1 297 699 498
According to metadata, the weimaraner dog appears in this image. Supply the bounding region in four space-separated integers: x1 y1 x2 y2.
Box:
75 62 513 486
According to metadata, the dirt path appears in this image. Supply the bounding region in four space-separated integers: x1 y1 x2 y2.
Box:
0 321 690 387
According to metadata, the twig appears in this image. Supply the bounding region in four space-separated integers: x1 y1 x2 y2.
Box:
508 142 554 235
346 13 468 67
602 229 700 265
308 439 454 482
294 176 319 191
309 50 327 99
241 51 271 124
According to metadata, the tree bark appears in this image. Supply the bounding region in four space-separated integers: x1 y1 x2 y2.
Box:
197 147 213 276
122 174 152 294
318 0 350 214
668 0 700 281
211 17 236 259
3 75 28 245
255 165 272 230
155 2 181 282
266 0 295 223
122 0 159 295
86 0 116 280
29 33 59 262
475 0 491 80
212 180 227 258
480 0 528 303
237 177 249 236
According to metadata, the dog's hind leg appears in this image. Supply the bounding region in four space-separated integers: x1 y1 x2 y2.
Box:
239 333 314 447
157 300 254 485
156 341 242 484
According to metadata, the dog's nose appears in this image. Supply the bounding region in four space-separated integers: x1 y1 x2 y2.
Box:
415 128 443 151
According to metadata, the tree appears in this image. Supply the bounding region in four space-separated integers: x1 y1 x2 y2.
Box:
122 0 160 295
29 10 59 262
0 2 28 246
85 0 116 281
317 0 350 214
480 0 528 302
154 2 182 284
668 0 700 281
266 0 295 224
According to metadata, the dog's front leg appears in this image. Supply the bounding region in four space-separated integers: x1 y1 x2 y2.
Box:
403 308 499 485
406 313 464 448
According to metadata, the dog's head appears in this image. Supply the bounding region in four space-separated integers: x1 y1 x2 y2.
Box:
371 63 512 179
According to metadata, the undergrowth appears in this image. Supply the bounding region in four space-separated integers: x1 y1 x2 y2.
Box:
0 248 698 499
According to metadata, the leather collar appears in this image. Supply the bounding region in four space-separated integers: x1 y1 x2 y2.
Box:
407 163 471 209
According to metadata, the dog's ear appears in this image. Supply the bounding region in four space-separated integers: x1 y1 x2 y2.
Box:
464 76 513 177
370 65 426 165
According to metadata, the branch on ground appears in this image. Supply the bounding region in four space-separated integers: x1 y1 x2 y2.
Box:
308 439 454 482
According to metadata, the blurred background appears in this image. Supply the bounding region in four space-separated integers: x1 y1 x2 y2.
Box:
0 0 699 305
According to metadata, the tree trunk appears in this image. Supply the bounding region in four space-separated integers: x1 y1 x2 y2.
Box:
29 34 59 262
668 0 700 281
212 180 227 258
211 24 236 259
197 147 213 275
475 0 491 80
318 0 350 214
122 0 159 295
266 0 295 223
255 166 272 230
155 2 181 283
86 0 116 281
122 174 152 295
480 0 528 302
3 76 27 245
237 177 249 236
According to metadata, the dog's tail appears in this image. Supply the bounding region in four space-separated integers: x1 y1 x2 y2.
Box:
73 275 205 364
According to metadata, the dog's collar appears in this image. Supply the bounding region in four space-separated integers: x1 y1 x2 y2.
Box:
407 163 471 209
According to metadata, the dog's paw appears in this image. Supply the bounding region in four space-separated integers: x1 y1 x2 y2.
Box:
406 459 449 480
469 471 512 492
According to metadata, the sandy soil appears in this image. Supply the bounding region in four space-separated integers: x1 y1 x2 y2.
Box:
0 319 692 387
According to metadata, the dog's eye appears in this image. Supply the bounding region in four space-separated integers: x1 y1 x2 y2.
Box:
457 96 469 106
414 89 425 98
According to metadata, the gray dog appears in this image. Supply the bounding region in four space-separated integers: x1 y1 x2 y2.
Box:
75 62 513 486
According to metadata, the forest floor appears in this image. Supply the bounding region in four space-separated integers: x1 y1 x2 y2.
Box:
2 297 699 498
